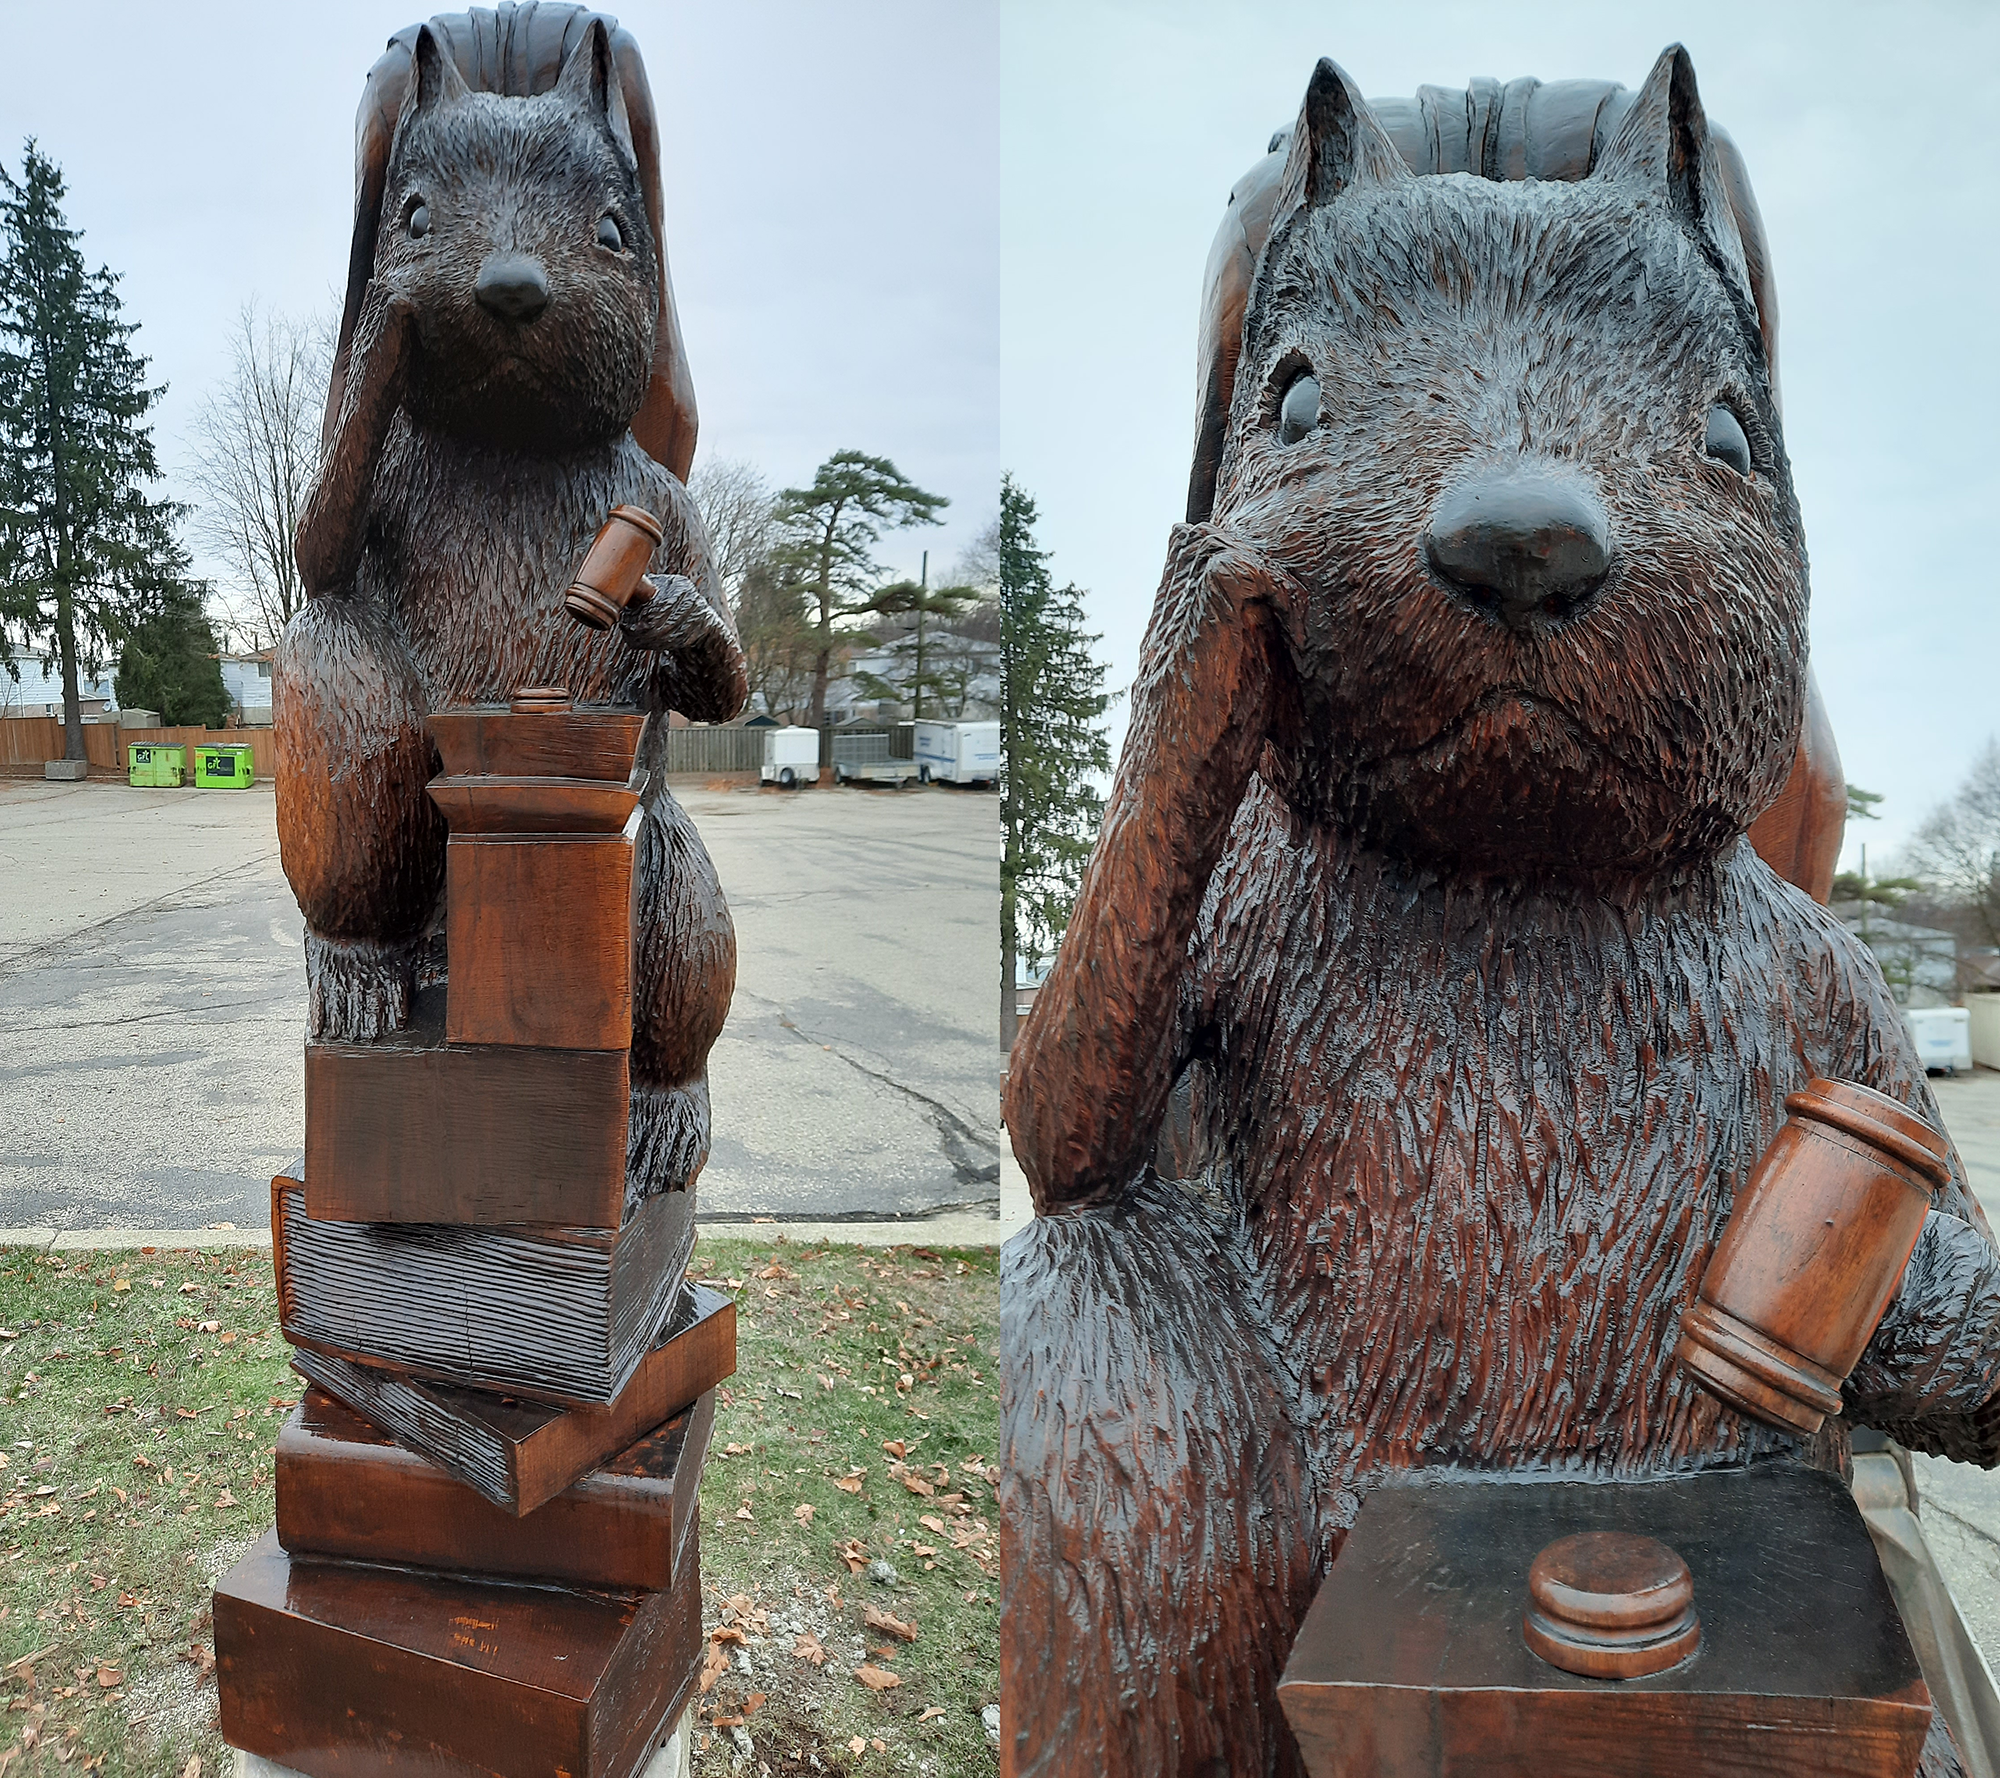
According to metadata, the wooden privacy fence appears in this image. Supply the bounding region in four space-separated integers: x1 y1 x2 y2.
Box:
0 718 279 778
4 718 796 781
659 725 764 774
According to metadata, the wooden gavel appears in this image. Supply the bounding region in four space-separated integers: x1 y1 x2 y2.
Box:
563 505 664 631
1676 1078 1950 1435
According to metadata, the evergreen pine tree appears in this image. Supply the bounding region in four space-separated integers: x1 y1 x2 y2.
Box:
850 563 980 719
0 142 196 760
999 475 1111 1047
770 450 948 728
114 582 231 727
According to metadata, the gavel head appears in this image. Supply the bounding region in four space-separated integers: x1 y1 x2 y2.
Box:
564 505 665 630
1676 1079 1949 1435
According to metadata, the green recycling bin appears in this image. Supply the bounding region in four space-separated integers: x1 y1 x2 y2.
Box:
126 743 186 788
193 744 255 789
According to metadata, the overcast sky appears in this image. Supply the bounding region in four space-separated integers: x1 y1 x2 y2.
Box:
0 1 998 600
1002 0 1999 868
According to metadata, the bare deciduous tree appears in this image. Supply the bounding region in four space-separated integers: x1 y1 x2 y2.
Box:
687 456 776 608
185 304 326 650
1907 738 2000 950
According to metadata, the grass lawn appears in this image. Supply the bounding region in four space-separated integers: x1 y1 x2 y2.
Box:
0 1234 999 1777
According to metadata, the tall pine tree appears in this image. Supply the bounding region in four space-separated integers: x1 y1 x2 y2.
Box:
1000 475 1111 1048
770 451 948 728
0 143 196 760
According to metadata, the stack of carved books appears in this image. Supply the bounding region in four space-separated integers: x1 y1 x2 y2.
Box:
214 701 735 1777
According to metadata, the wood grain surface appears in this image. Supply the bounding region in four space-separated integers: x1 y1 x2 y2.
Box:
291 1282 737 1514
216 1526 702 1777
1277 1466 1929 1778
428 706 648 783
443 829 638 1049
276 1386 711 1591
273 1178 692 1406
302 988 630 1226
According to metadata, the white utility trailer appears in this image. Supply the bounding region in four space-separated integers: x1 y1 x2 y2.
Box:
760 725 820 788
913 719 1002 787
1906 1006 1973 1076
831 730 918 787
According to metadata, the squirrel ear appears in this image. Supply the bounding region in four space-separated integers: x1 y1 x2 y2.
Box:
1272 59 1412 218
555 18 638 169
1595 46 1754 297
407 24 471 119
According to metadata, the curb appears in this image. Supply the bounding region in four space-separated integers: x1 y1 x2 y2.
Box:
0 1213 1019 1255
1 1161 1035 1256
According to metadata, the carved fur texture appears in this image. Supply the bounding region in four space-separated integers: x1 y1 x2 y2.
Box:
1002 48 2000 1777
276 16 745 1201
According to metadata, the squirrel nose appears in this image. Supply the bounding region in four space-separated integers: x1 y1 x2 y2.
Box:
475 254 550 323
1423 471 1610 630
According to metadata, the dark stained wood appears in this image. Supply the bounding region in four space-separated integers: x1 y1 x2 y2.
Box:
1277 1467 1930 1778
427 706 648 784
276 1387 712 1592
1746 671 1848 904
999 46 2000 1778
1678 1079 1950 1435
216 1526 702 1778
292 1283 736 1514
302 991 630 1227
566 505 666 630
1521 1533 1700 1680
429 778 644 835
444 830 638 1049
279 11 745 1052
273 1178 692 1406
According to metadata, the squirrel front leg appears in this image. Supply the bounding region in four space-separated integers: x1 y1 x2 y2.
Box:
277 280 439 1040
295 282 417 598
1004 523 1290 1212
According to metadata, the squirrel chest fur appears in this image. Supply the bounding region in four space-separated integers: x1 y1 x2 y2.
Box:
359 421 706 710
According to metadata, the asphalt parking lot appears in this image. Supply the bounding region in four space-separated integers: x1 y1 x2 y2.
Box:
0 776 1000 1228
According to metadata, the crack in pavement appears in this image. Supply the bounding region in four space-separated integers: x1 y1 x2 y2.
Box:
739 987 999 1191
0 848 282 977
1 995 288 1033
1922 1494 2000 1556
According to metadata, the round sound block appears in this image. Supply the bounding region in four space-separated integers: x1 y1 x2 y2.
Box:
1522 1531 1700 1680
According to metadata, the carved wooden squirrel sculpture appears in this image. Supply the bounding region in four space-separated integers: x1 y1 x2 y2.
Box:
276 7 745 1201
1001 48 2000 1778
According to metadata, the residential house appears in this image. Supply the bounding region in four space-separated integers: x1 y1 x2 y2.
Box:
220 649 276 725
0 647 116 719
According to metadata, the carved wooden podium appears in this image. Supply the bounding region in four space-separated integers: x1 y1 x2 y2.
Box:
217 662 733 1774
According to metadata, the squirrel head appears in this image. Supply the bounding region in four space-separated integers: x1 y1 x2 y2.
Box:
373 20 659 453
1218 47 1807 883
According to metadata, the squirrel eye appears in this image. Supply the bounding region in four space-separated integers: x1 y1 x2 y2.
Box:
1704 404 1753 476
597 214 624 252
407 203 430 240
1278 372 1320 446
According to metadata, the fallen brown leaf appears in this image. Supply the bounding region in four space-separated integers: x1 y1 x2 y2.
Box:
863 1605 918 1643
699 1642 731 1695
791 1631 827 1667
792 1502 815 1525
854 1664 902 1691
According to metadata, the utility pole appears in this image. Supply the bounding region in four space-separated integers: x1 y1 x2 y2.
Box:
914 550 927 723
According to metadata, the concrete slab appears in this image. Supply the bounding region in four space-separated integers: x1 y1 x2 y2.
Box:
0 778 1001 1228
1935 1069 2000 1228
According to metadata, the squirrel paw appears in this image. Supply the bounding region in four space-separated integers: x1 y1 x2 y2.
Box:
305 932 423 1042
626 1077 711 1208
617 574 728 655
